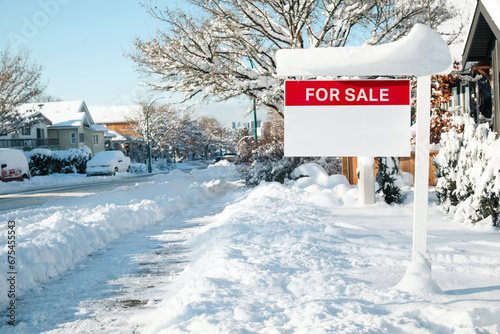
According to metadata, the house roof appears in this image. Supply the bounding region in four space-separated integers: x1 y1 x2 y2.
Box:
462 0 500 65
18 100 97 129
88 105 142 124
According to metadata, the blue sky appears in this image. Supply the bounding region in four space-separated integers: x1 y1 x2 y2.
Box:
0 0 252 125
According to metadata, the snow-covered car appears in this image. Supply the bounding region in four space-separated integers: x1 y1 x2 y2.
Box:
86 150 131 176
215 153 238 163
0 148 31 182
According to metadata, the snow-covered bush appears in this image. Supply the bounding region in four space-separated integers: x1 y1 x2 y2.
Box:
52 147 92 174
245 142 295 185
376 157 404 204
434 127 463 212
244 141 341 186
25 149 53 176
435 117 500 226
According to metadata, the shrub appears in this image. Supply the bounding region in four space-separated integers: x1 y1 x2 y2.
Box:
26 149 53 176
376 157 404 204
435 117 500 227
434 127 463 212
53 147 92 174
244 141 341 186
26 146 93 175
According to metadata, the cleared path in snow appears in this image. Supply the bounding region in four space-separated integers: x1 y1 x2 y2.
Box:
0 173 235 333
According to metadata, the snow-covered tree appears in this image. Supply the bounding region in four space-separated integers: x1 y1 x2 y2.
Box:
131 0 456 119
197 116 234 158
129 103 207 161
0 47 45 136
233 126 254 159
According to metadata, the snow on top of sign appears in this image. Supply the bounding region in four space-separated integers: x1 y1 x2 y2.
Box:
276 24 452 77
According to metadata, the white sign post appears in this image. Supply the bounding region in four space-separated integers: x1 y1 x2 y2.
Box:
412 76 432 259
276 24 452 294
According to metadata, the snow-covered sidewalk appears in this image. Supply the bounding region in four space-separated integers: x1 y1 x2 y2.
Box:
134 177 500 333
2 162 500 333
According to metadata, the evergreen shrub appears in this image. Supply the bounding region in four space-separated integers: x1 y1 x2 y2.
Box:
26 149 53 176
435 117 500 227
376 157 404 204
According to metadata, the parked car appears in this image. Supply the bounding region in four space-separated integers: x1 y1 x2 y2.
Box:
0 148 31 182
86 150 131 176
215 153 238 163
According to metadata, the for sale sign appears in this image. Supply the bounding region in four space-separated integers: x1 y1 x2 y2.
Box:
284 80 411 157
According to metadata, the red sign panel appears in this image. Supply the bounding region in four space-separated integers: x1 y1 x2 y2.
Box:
285 80 410 106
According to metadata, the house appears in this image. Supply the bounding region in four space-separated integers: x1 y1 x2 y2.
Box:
0 106 57 149
462 0 500 134
89 105 144 156
13 100 108 154
89 105 142 138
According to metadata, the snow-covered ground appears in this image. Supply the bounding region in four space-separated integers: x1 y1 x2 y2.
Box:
1 161 499 333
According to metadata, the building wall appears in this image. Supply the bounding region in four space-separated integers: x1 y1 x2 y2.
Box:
83 128 105 154
0 122 49 140
48 129 78 151
100 122 141 137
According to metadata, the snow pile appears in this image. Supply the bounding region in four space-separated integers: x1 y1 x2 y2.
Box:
133 164 500 333
0 162 241 306
291 162 349 190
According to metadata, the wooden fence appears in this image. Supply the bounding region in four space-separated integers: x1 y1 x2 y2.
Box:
342 151 439 186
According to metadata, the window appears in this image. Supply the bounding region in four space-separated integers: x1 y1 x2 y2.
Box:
79 133 85 143
93 134 99 145
22 127 31 136
36 128 44 139
70 132 77 144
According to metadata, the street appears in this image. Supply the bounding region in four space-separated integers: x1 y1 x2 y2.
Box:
0 166 206 212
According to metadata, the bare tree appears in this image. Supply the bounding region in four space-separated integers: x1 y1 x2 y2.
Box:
0 47 46 136
131 0 455 119
198 116 234 158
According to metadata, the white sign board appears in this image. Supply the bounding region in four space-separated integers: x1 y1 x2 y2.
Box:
284 80 411 157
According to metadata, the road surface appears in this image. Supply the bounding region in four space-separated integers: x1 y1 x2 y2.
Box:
0 167 205 212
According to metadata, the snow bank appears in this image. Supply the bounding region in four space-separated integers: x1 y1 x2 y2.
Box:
0 162 241 307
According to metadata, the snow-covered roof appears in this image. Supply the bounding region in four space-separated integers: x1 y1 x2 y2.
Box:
462 0 500 66
88 105 142 124
482 0 500 28
18 100 93 128
88 124 108 132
